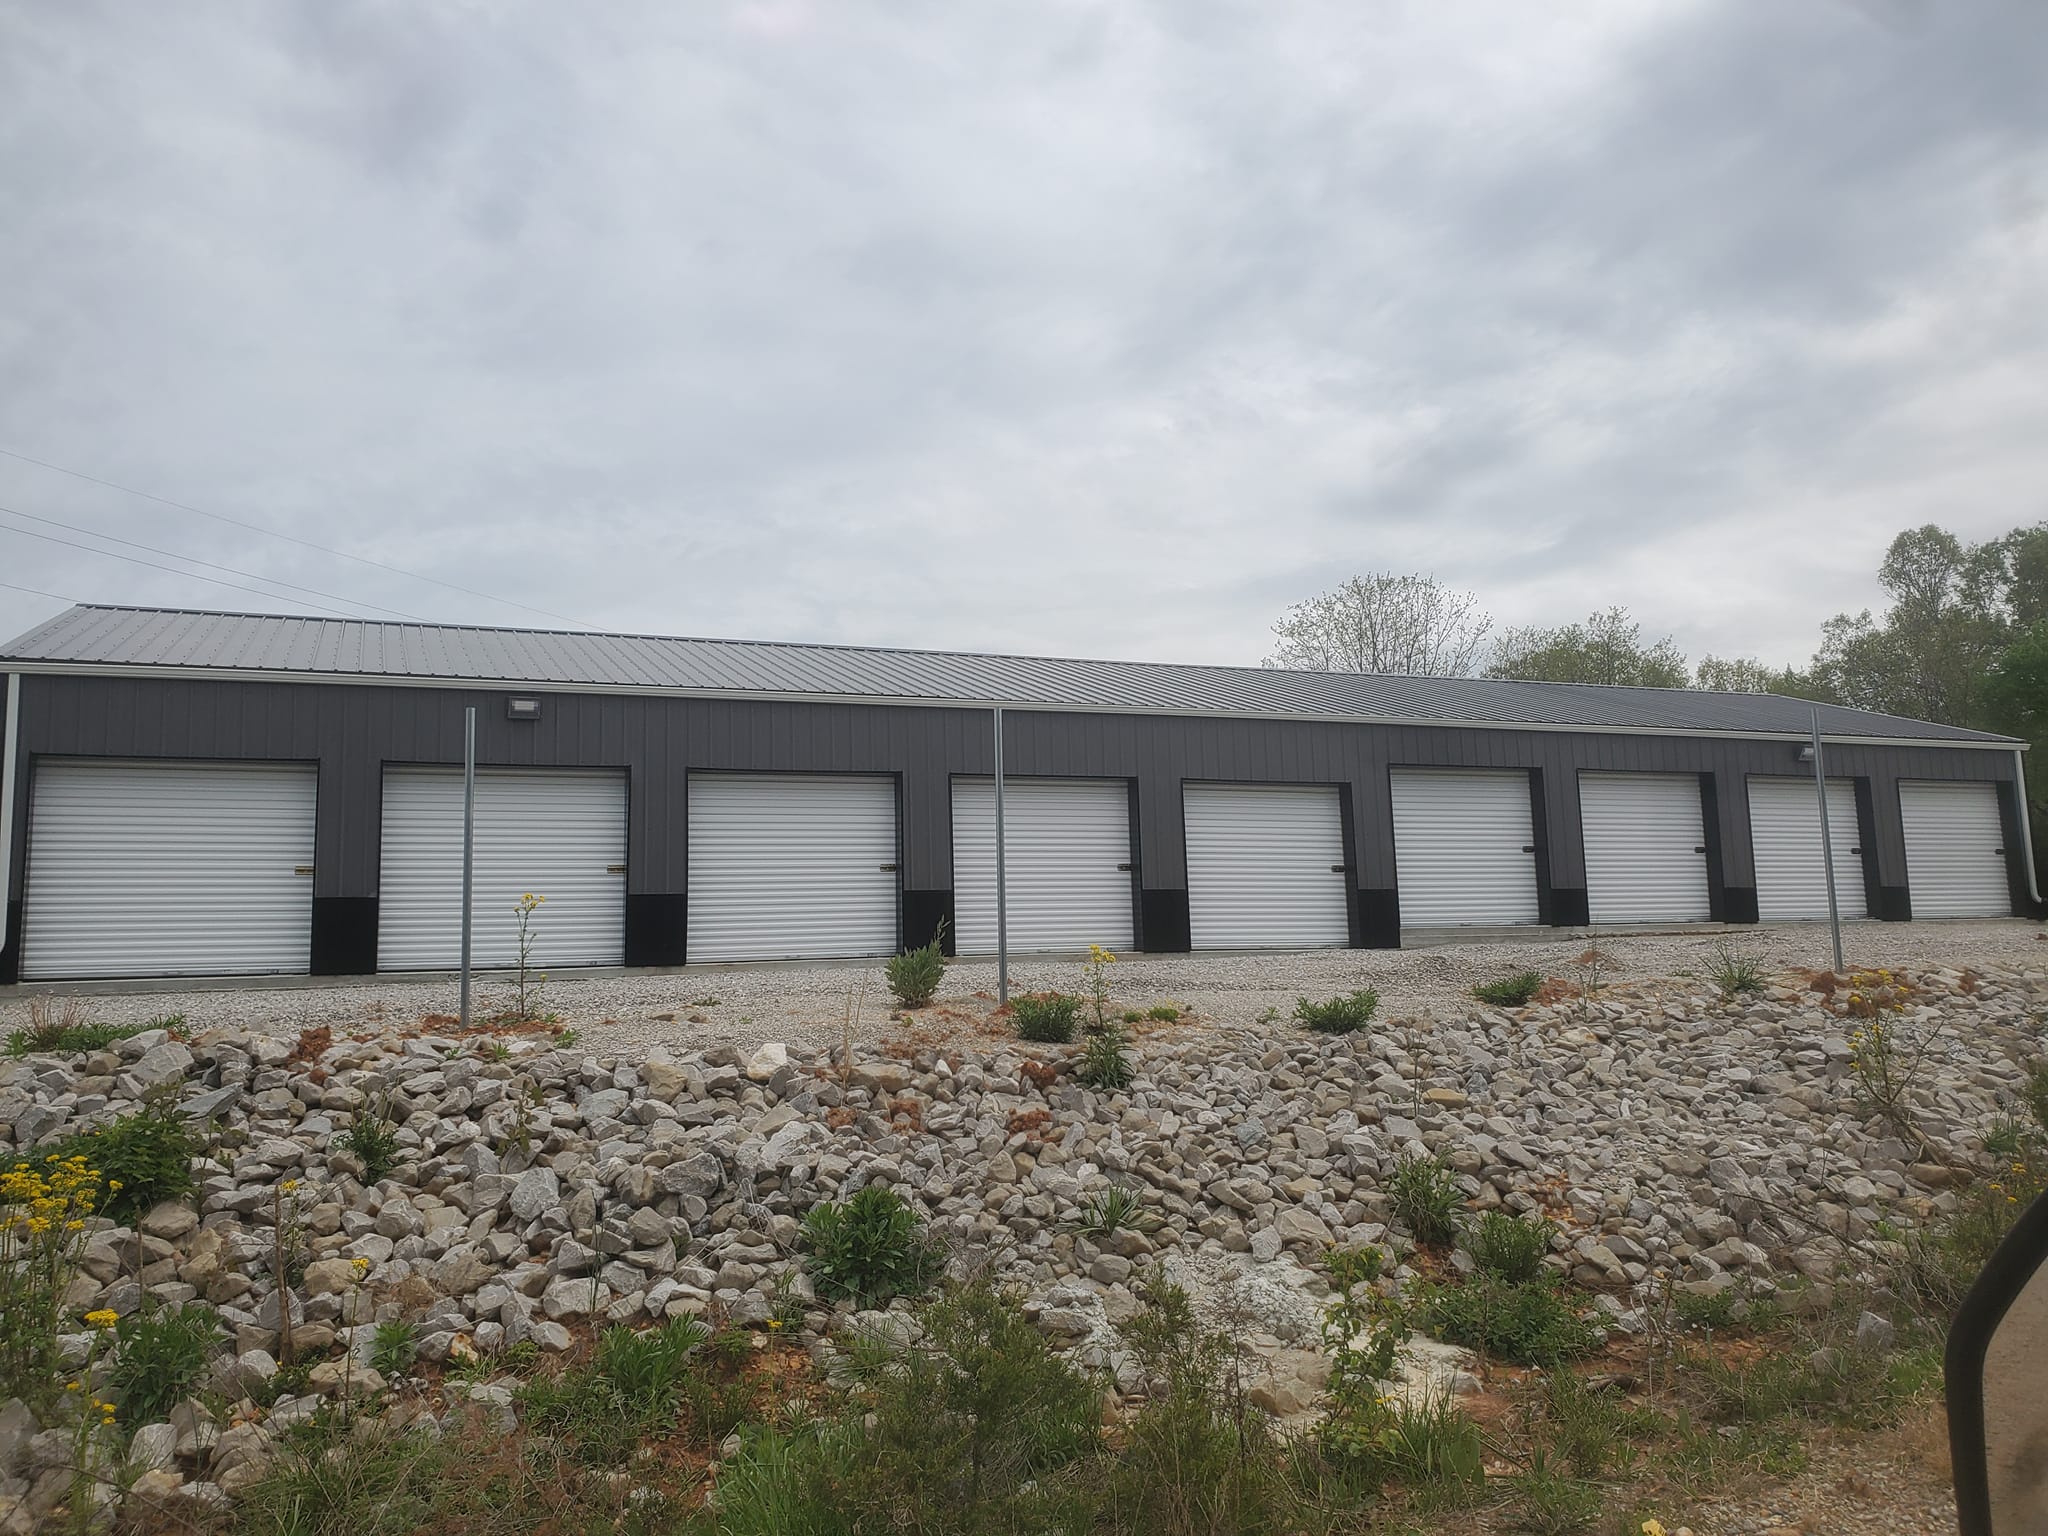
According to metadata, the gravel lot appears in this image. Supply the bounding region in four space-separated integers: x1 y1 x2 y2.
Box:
5 918 2040 1056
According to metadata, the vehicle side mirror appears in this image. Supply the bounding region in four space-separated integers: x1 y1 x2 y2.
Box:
1948 1189 2048 1534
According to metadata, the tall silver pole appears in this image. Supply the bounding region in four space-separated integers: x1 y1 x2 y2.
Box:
1811 708 1845 975
993 705 1009 1006
459 706 477 1028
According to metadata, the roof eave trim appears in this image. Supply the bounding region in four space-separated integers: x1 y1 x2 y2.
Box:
0 659 2024 750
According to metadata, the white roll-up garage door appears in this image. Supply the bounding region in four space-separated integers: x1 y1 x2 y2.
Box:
687 773 898 962
1184 782 1350 950
23 759 316 980
378 767 626 970
1900 780 2010 918
1580 772 1712 924
1390 768 1541 927
952 778 1132 955
1749 777 1866 922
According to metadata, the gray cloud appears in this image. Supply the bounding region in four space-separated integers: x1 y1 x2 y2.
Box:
1 0 2044 673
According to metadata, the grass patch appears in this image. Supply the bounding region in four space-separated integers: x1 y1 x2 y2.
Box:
1011 992 1080 1044
1471 971 1544 1008
1709 944 1768 999
1388 1152 1464 1247
1464 1210 1554 1284
110 1301 222 1424
335 1094 403 1182
1410 1273 1599 1366
1294 988 1379 1034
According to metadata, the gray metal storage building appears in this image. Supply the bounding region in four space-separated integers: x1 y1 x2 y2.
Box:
0 604 2036 983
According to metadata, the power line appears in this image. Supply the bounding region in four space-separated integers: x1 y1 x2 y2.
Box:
0 502 427 621
0 445 585 626
0 519 368 619
0 578 82 606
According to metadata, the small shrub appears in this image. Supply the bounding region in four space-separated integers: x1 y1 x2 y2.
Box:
1121 1009 1145 1024
1506 1447 1604 1535
1673 1288 1740 1331
57 1091 197 1222
1145 1003 1181 1022
1070 1186 1160 1237
799 1184 943 1307
1388 1152 1463 1247
2025 1065 2048 1139
336 1095 403 1182
1471 971 1543 1008
1710 945 1768 999
1076 1026 1135 1090
1410 1273 1598 1366
1465 1210 1553 1284
110 1303 222 1424
886 920 948 1009
1293 988 1379 1034
1012 992 1079 1044
370 1320 418 1379
1109 1277 1312 1532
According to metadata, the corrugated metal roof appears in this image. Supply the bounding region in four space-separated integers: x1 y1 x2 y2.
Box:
0 604 2019 744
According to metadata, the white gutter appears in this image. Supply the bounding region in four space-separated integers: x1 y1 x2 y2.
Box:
0 660 2026 753
0 674 17 954
2016 747 2041 904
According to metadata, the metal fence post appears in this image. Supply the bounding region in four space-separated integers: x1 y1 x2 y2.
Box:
993 705 1008 1006
1811 708 1845 974
460 705 476 1028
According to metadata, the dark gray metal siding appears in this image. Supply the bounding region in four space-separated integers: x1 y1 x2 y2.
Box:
0 671 2025 972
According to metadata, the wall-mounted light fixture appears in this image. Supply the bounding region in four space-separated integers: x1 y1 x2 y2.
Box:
1797 744 1815 762
507 696 542 722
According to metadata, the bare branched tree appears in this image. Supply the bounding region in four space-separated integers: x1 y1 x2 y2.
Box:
1263 572 1494 677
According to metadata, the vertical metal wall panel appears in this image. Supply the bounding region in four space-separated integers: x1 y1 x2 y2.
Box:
1900 780 2010 917
1183 782 1350 949
2 674 2027 956
1579 772 1713 924
377 766 626 970
686 773 898 962
1749 777 1867 921
951 777 1133 954
23 758 316 979
1390 768 1541 926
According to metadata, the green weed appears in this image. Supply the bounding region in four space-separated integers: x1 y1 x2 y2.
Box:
110 1302 221 1425
1293 989 1379 1034
1472 971 1544 1008
1012 992 1080 1043
799 1184 944 1308
1388 1152 1464 1247
1465 1210 1554 1283
886 920 948 1009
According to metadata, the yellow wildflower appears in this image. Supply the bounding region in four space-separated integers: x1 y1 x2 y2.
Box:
352 1257 372 1277
84 1310 118 1330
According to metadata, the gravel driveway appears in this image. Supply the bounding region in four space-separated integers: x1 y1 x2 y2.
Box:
5 918 2041 1058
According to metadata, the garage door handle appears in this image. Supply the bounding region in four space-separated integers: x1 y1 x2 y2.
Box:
293 865 315 876
1521 845 1535 854
1329 864 1347 874
1117 862 1133 872
879 862 898 872
607 864 627 874
1693 846 1707 854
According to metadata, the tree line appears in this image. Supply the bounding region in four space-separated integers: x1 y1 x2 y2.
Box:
1265 522 2047 740
1265 521 2048 832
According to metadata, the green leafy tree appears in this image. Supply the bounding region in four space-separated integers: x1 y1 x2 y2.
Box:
1486 607 1690 688
1694 654 1817 695
1808 525 2008 723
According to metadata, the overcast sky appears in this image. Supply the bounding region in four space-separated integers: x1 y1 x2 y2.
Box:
2 1 2045 672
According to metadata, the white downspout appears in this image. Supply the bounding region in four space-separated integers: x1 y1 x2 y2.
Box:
0 674 18 955
2016 746 2041 905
